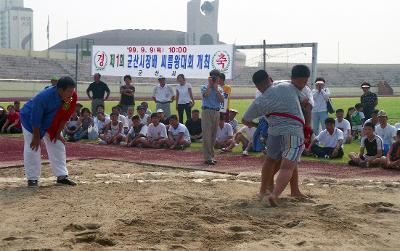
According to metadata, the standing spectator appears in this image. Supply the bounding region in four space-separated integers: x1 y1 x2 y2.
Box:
185 109 202 142
308 118 344 159
384 130 400 169
13 101 21 112
311 77 330 134
143 113 168 148
86 73 110 115
137 105 150 125
360 82 378 119
166 115 191 150
218 73 232 121
119 75 135 115
0 106 7 129
227 109 239 133
175 74 195 124
363 109 380 127
335 109 352 144
1 105 22 134
152 75 175 117
201 70 224 165
141 101 152 116
215 114 234 149
375 110 397 155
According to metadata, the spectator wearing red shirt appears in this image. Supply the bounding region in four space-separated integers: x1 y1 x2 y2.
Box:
1 105 22 134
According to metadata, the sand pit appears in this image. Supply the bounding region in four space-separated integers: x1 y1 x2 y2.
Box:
1 159 400 250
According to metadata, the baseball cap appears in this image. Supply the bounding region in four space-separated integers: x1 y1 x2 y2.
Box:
377 110 388 117
156 109 164 113
229 109 238 113
50 75 59 81
158 75 165 80
361 82 371 88
136 105 145 110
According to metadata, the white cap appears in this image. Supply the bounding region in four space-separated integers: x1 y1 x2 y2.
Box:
156 109 164 113
158 75 165 80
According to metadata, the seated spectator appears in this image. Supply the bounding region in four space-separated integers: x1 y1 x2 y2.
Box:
112 105 129 134
95 104 109 118
75 103 83 116
308 118 344 159
185 109 202 142
375 110 397 155
13 101 21 112
214 114 234 149
345 107 355 127
143 113 167 148
364 109 380 128
335 109 352 144
126 106 135 128
351 103 365 140
227 109 239 133
76 108 95 140
1 105 22 134
63 111 80 142
166 115 191 150
157 108 170 126
0 106 7 129
395 123 400 130
348 122 385 168
384 130 400 170
137 105 150 125
222 124 257 156
99 112 126 145
141 101 152 116
126 115 148 147
94 112 110 135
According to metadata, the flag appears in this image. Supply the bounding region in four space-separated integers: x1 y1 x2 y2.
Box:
47 15 49 40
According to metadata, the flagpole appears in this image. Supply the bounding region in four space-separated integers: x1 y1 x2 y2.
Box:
47 15 50 58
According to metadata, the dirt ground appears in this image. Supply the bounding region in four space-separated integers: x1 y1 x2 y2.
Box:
1 159 400 250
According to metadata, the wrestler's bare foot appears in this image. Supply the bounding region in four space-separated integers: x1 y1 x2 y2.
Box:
257 190 271 201
290 192 308 199
268 194 278 207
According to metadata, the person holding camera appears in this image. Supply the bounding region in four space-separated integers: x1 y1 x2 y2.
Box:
312 77 330 134
201 70 224 165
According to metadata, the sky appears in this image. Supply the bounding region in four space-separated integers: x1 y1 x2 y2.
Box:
25 0 400 64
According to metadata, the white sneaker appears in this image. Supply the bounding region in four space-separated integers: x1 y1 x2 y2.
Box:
242 150 249 156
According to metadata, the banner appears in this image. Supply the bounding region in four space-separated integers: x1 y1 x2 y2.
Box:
91 45 234 79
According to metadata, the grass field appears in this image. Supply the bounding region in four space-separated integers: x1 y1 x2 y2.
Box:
1 97 399 165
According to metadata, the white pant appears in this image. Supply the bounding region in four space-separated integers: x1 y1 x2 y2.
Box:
22 126 68 180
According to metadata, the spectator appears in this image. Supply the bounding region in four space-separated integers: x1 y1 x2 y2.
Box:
201 70 224 165
345 107 355 127
384 130 400 169
222 124 257 156
157 109 170 126
166 115 191 150
119 75 135 115
126 115 148 147
348 122 385 168
143 113 167 148
152 75 175 117
375 110 397 155
335 109 352 144
185 109 202 142
351 103 365 139
86 73 110 115
311 77 330 134
94 112 110 135
360 82 378 119
112 106 128 130
395 123 400 130
136 105 149 125
13 101 21 112
99 112 125 145
126 107 135 128
1 105 22 134
175 74 195 124
308 118 344 159
363 109 380 127
227 109 239 133
75 103 83 116
0 106 7 129
95 105 109 119
76 108 95 140
141 101 152 116
63 111 80 142
215 114 234 149
218 73 232 121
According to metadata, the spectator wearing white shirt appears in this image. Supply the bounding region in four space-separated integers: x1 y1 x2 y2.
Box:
309 118 344 159
140 101 152 116
152 75 175 117
94 112 110 135
363 109 380 128
137 105 150 125
335 109 352 144
143 113 167 148
175 74 195 124
227 109 239 133
375 110 397 155
126 115 148 147
166 115 191 150
111 106 129 134
214 114 234 149
312 77 330 134
222 124 257 156
126 107 135 129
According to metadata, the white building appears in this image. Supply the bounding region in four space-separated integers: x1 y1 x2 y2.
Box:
0 0 33 50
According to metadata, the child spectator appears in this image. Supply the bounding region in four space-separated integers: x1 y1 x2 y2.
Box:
141 101 152 116
63 111 80 142
227 109 239 133
157 109 170 126
95 104 109 118
126 106 135 128
112 106 129 134
351 103 365 139
166 115 191 149
348 122 385 168
99 112 125 145
1 105 22 134
185 109 202 142
335 109 352 144
222 124 257 156
75 103 83 116
309 118 344 159
0 106 7 129
137 105 150 125
384 130 400 169
94 112 110 135
345 107 355 127
13 101 21 112
143 113 167 148
375 110 397 155
76 108 95 140
214 114 234 149
126 115 148 147
364 109 380 127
